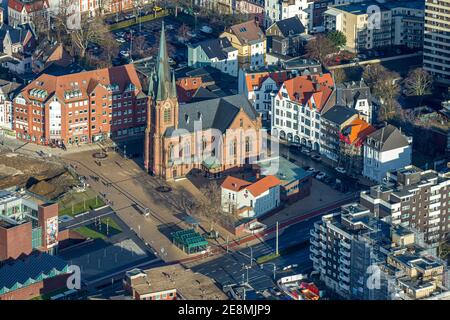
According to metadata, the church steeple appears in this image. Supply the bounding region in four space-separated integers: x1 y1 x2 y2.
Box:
154 21 176 101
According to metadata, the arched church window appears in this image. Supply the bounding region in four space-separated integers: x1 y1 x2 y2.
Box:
164 107 171 123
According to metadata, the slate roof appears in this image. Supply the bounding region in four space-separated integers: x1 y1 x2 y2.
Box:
224 20 265 45
336 80 371 108
195 37 235 60
274 16 305 37
365 125 410 152
166 94 258 136
322 105 358 125
0 252 68 292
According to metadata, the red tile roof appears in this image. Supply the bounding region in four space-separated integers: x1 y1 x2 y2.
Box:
222 176 252 192
9 0 49 13
281 74 334 112
245 175 281 197
245 70 290 93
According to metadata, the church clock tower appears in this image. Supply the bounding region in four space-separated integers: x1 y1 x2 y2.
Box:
144 22 178 177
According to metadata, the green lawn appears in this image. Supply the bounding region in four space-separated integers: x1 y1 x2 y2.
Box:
59 197 105 217
256 253 280 264
73 226 107 240
100 217 122 233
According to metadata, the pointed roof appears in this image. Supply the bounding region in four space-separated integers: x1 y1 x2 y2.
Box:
154 21 177 101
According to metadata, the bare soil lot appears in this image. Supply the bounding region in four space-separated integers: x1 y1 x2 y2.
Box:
0 152 78 200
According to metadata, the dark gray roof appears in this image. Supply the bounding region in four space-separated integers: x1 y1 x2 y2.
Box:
0 252 68 290
322 105 357 125
166 94 258 136
336 80 371 108
196 37 235 60
274 16 305 37
365 125 410 152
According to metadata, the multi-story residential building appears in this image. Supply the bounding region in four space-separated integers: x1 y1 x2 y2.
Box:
0 80 21 132
363 124 412 183
335 80 374 124
310 202 450 300
220 20 266 70
423 0 450 84
13 63 146 146
239 68 291 125
266 16 306 58
264 0 313 32
324 0 424 53
187 38 238 77
221 175 281 218
236 0 265 27
339 117 375 176
271 73 335 151
320 105 358 163
8 0 49 28
360 165 450 246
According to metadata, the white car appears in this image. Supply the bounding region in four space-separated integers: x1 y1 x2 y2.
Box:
116 37 126 43
311 154 321 161
335 167 346 174
120 50 130 57
315 172 326 180
200 25 213 34
165 24 175 31
301 148 311 155
187 31 197 38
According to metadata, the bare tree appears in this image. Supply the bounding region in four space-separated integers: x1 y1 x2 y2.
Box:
177 23 192 42
305 34 338 66
195 182 223 232
332 68 346 84
404 68 433 97
363 64 400 121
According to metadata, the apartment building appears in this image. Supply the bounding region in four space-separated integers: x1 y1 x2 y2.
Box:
266 16 306 58
0 80 21 132
363 124 412 183
360 165 450 246
310 202 450 300
8 0 49 28
236 0 265 27
423 0 450 84
264 0 313 32
187 37 239 77
221 20 266 70
320 105 358 163
271 73 335 151
335 80 374 124
12 64 146 146
324 0 424 53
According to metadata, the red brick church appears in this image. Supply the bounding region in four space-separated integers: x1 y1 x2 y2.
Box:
144 23 264 180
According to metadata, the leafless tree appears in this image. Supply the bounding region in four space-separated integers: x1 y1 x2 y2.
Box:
177 23 192 42
404 68 433 97
305 34 338 66
195 181 223 232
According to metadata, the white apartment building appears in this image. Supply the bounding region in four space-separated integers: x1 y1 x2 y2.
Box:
221 175 281 218
363 124 412 183
265 0 314 32
271 73 335 151
0 80 21 132
423 0 450 84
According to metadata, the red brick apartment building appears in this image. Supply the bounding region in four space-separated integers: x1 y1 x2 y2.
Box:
13 64 148 146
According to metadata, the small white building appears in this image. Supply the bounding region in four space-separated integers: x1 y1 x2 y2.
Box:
221 175 281 218
264 0 313 32
363 125 412 183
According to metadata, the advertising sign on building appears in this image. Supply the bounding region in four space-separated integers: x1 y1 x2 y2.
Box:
46 216 58 248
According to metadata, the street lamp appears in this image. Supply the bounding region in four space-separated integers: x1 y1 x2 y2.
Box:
260 263 277 280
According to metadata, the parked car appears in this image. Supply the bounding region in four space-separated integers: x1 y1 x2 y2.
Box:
116 37 126 43
200 25 213 34
187 31 197 38
335 167 346 174
311 154 321 161
165 24 175 31
306 167 316 173
315 172 326 180
120 50 130 57
301 148 311 156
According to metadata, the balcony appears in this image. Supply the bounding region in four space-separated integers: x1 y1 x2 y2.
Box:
340 240 351 250
310 238 319 247
319 233 327 242
310 246 320 256
339 256 350 266
310 229 318 237
339 281 350 292
310 253 319 264
339 273 350 283
339 265 350 274
339 248 351 258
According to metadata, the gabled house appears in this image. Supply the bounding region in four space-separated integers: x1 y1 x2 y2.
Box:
363 124 412 183
0 79 22 131
266 16 306 58
335 80 374 123
187 37 238 77
220 20 266 70
8 0 49 28
0 23 36 74
272 73 335 151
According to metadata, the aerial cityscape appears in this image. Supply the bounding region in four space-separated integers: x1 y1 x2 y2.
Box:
0 0 450 305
